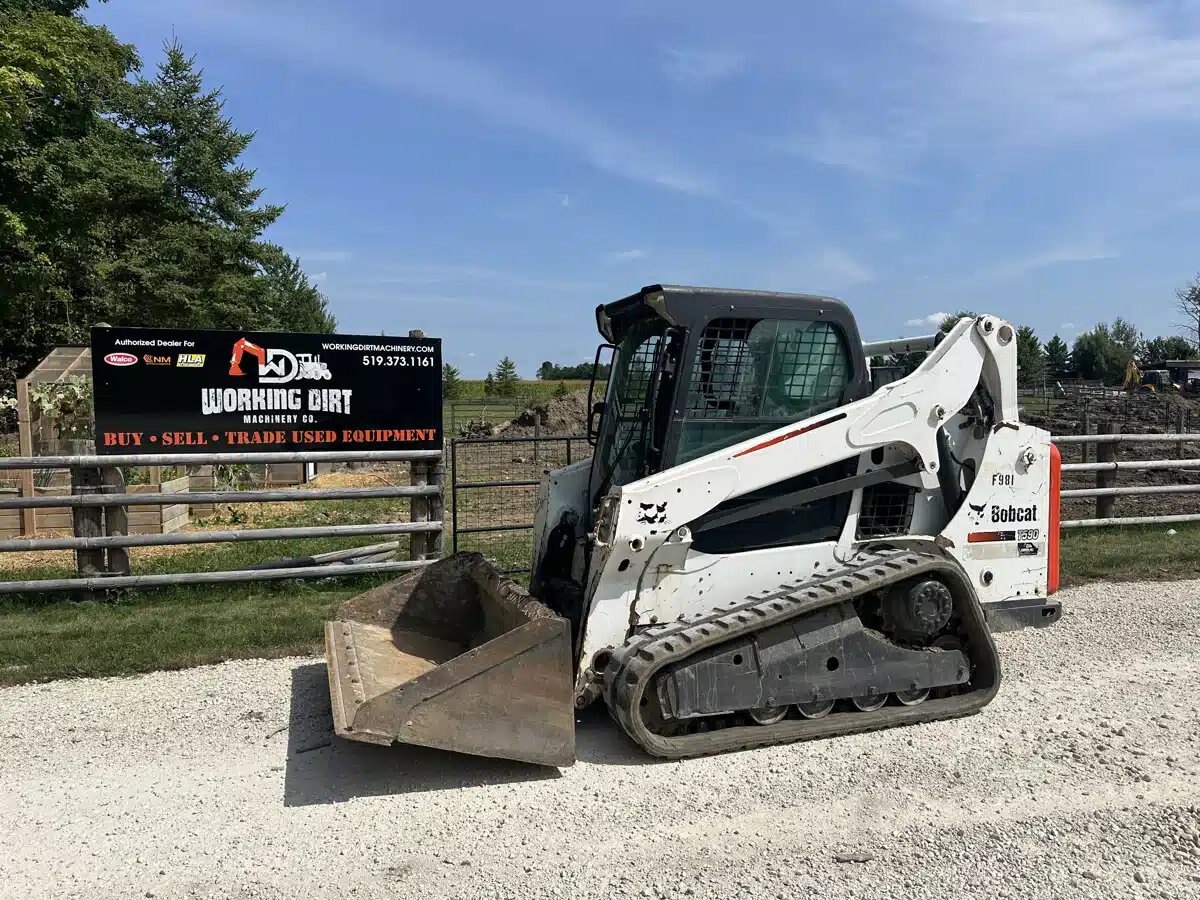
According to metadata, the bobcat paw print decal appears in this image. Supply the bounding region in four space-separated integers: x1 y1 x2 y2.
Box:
637 501 668 524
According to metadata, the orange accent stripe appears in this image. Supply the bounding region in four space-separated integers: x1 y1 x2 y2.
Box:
731 412 847 458
968 531 1006 543
1048 443 1061 594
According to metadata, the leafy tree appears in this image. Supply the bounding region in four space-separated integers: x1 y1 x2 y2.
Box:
0 5 331 400
1140 335 1196 366
536 360 612 380
0 1 151 390
1176 274 1200 348
1043 335 1070 378
1071 319 1142 384
493 357 520 397
442 363 462 400
1015 325 1044 386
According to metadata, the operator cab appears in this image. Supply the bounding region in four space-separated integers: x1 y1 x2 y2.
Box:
586 285 870 503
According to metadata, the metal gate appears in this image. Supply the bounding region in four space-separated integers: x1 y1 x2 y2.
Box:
450 435 588 575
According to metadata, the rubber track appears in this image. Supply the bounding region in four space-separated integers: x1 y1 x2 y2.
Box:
601 547 1002 759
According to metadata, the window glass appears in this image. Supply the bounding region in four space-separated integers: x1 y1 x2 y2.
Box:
678 318 851 461
594 319 665 489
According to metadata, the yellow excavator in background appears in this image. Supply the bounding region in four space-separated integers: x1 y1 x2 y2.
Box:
1123 360 1177 393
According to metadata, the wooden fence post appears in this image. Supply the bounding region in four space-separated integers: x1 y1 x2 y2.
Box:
71 465 105 599
100 466 130 576
1081 398 1091 464
409 458 430 561
16 378 35 536
533 412 542 465
429 458 445 559
1176 407 1187 459
1095 421 1120 521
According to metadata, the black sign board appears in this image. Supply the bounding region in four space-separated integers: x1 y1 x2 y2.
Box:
91 327 442 454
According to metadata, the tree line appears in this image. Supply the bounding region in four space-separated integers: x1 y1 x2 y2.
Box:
882 289 1200 387
536 360 612 381
0 0 334 402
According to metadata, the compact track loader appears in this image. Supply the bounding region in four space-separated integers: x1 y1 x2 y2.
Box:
325 285 1062 766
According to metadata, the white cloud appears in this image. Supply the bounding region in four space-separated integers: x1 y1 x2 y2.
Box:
311 271 328 283
809 247 874 288
983 243 1116 280
905 312 951 328
164 1 720 201
558 193 570 208
773 115 924 181
604 248 648 264
662 48 744 85
909 0 1200 143
1062 322 1076 330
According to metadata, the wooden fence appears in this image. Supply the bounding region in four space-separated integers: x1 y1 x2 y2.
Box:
0 449 444 596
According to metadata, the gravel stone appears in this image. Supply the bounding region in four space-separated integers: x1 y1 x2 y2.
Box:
1 579 1199 899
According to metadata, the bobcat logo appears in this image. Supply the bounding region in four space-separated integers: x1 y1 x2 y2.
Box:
967 502 987 525
637 501 668 524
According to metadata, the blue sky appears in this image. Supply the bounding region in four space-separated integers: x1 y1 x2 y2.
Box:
89 0 1200 377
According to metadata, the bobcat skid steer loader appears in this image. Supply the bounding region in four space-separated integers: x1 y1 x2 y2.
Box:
325 286 1062 767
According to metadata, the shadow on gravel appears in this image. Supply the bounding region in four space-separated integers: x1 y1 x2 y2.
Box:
283 663 561 806
572 705 672 766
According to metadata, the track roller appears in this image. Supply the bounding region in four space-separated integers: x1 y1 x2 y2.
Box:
850 693 887 712
795 699 835 719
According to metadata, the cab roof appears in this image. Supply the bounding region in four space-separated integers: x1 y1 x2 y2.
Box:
596 284 856 344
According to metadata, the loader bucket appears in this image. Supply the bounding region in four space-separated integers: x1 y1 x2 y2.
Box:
324 552 575 767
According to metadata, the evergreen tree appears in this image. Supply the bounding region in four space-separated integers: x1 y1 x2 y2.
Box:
442 363 462 400
1044 335 1069 378
493 357 520 397
107 39 283 329
553 381 570 399
258 247 336 333
1015 325 1045 386
1140 335 1195 366
483 372 495 396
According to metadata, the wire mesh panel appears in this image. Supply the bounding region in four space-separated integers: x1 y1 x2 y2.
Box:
857 483 916 539
451 435 591 575
679 318 852 462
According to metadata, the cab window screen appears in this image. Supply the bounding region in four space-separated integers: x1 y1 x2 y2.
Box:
678 318 851 462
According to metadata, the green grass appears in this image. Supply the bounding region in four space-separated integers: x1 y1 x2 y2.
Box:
1059 522 1200 587
0 582 361 683
0 492 413 685
2 509 1197 685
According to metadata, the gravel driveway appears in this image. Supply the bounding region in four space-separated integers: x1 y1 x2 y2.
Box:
2 580 1198 899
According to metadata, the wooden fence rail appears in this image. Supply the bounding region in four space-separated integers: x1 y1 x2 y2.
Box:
0 450 443 597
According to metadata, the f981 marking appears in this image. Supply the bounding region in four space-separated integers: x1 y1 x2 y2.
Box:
992 472 1015 486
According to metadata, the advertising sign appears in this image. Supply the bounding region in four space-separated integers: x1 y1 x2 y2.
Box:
91 327 442 454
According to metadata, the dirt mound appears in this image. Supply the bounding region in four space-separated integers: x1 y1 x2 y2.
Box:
1023 392 1200 436
499 390 590 437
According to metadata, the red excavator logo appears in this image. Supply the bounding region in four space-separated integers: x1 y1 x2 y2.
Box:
228 337 332 383
228 337 265 377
